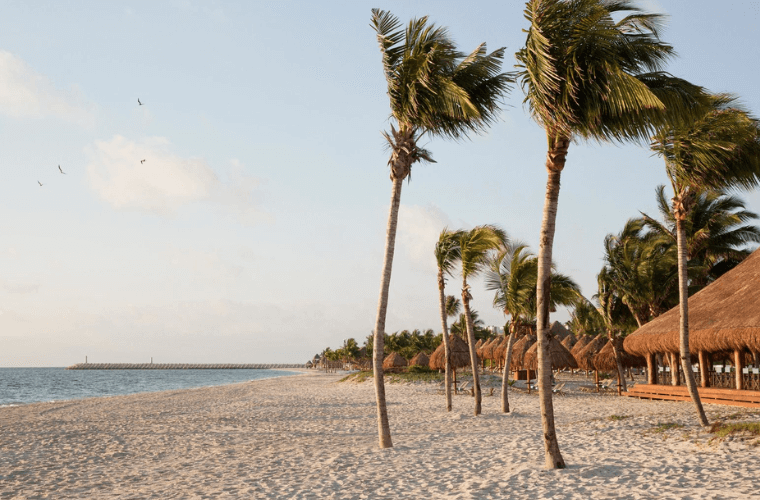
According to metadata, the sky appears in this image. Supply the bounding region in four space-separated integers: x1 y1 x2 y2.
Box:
1 1 760 366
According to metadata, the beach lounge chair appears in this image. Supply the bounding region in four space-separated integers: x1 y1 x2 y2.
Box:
552 382 566 396
457 381 471 395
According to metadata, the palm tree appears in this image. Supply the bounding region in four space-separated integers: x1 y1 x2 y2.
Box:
449 309 486 339
455 225 508 415
649 95 760 426
567 296 605 337
485 243 580 413
435 229 464 412
369 9 513 449
642 186 760 289
445 295 461 318
515 0 707 468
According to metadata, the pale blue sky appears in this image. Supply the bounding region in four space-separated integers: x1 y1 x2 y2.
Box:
1 1 759 366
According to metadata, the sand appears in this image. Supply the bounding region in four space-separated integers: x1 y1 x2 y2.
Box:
1 370 759 499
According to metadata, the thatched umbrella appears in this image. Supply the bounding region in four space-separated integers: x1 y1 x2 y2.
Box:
570 334 593 357
429 334 473 390
550 321 572 341
523 337 578 370
508 334 536 370
383 352 407 371
429 334 472 370
624 247 760 388
575 334 607 371
409 351 430 367
561 335 576 350
477 338 493 361
593 340 645 372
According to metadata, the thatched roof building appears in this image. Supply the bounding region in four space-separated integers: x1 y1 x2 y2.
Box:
575 334 607 371
429 334 473 370
478 338 496 360
508 334 536 369
561 335 576 350
383 352 407 370
593 339 646 372
624 248 760 357
409 352 430 367
523 337 578 370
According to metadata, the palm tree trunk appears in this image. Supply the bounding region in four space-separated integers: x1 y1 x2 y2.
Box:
609 334 627 393
536 154 566 469
501 324 517 413
372 176 404 448
675 216 709 426
461 281 481 415
437 270 453 412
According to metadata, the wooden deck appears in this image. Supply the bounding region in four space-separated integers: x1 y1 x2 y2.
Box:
623 384 760 408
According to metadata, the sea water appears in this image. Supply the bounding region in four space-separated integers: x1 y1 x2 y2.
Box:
0 368 299 406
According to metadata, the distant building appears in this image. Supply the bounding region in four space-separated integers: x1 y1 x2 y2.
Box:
486 325 503 335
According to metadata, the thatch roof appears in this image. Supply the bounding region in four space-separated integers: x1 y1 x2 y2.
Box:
383 352 407 370
593 339 646 372
409 351 430 367
478 338 495 360
429 334 473 370
624 248 760 357
475 339 483 350
550 321 572 341
575 334 607 371
489 337 506 361
523 337 578 370
561 335 576 350
570 335 593 357
508 334 536 369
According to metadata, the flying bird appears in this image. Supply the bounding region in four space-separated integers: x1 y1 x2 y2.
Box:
58 165 66 174
138 98 143 105
141 159 146 164
38 181 43 186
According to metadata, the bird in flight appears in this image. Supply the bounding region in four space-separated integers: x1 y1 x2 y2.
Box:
138 98 143 106
38 181 43 186
141 159 146 164
58 165 66 174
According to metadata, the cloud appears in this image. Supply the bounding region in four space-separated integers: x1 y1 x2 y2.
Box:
2 281 40 294
0 50 94 126
86 136 270 223
397 204 452 273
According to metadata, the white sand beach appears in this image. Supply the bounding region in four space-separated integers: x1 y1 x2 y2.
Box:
1 370 759 499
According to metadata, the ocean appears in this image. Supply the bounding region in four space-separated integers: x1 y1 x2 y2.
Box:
0 367 299 406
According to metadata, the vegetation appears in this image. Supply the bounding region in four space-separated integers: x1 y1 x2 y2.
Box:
369 8 513 448
435 229 464 411
652 423 685 433
608 415 630 421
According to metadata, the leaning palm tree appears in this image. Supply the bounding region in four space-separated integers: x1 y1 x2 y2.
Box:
649 94 760 426
515 0 708 468
435 229 464 412
485 243 580 413
445 295 461 319
456 225 508 415
369 9 513 448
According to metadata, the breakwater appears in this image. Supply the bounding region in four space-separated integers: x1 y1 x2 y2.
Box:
66 363 305 370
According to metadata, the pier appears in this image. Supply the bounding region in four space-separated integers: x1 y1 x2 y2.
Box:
67 363 305 370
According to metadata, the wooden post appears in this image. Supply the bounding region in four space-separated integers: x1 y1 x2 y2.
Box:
735 349 744 390
647 353 655 385
670 353 679 386
698 351 709 388
595 369 599 393
527 369 531 394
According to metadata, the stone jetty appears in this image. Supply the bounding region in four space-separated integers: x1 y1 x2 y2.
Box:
66 363 305 370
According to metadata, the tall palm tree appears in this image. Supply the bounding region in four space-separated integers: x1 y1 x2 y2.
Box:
445 295 461 318
485 243 580 413
435 229 464 412
369 9 513 449
649 95 760 426
455 225 508 415
642 186 760 289
515 0 707 468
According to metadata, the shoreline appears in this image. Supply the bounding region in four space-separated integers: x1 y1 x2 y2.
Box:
1 370 759 498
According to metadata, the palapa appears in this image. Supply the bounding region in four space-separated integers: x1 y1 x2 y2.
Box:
508 334 536 370
382 352 407 370
624 247 760 357
550 321 572 341
570 335 593 357
575 334 607 371
477 338 493 360
561 335 576 350
593 339 645 372
429 334 473 370
523 336 578 370
408 351 430 367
